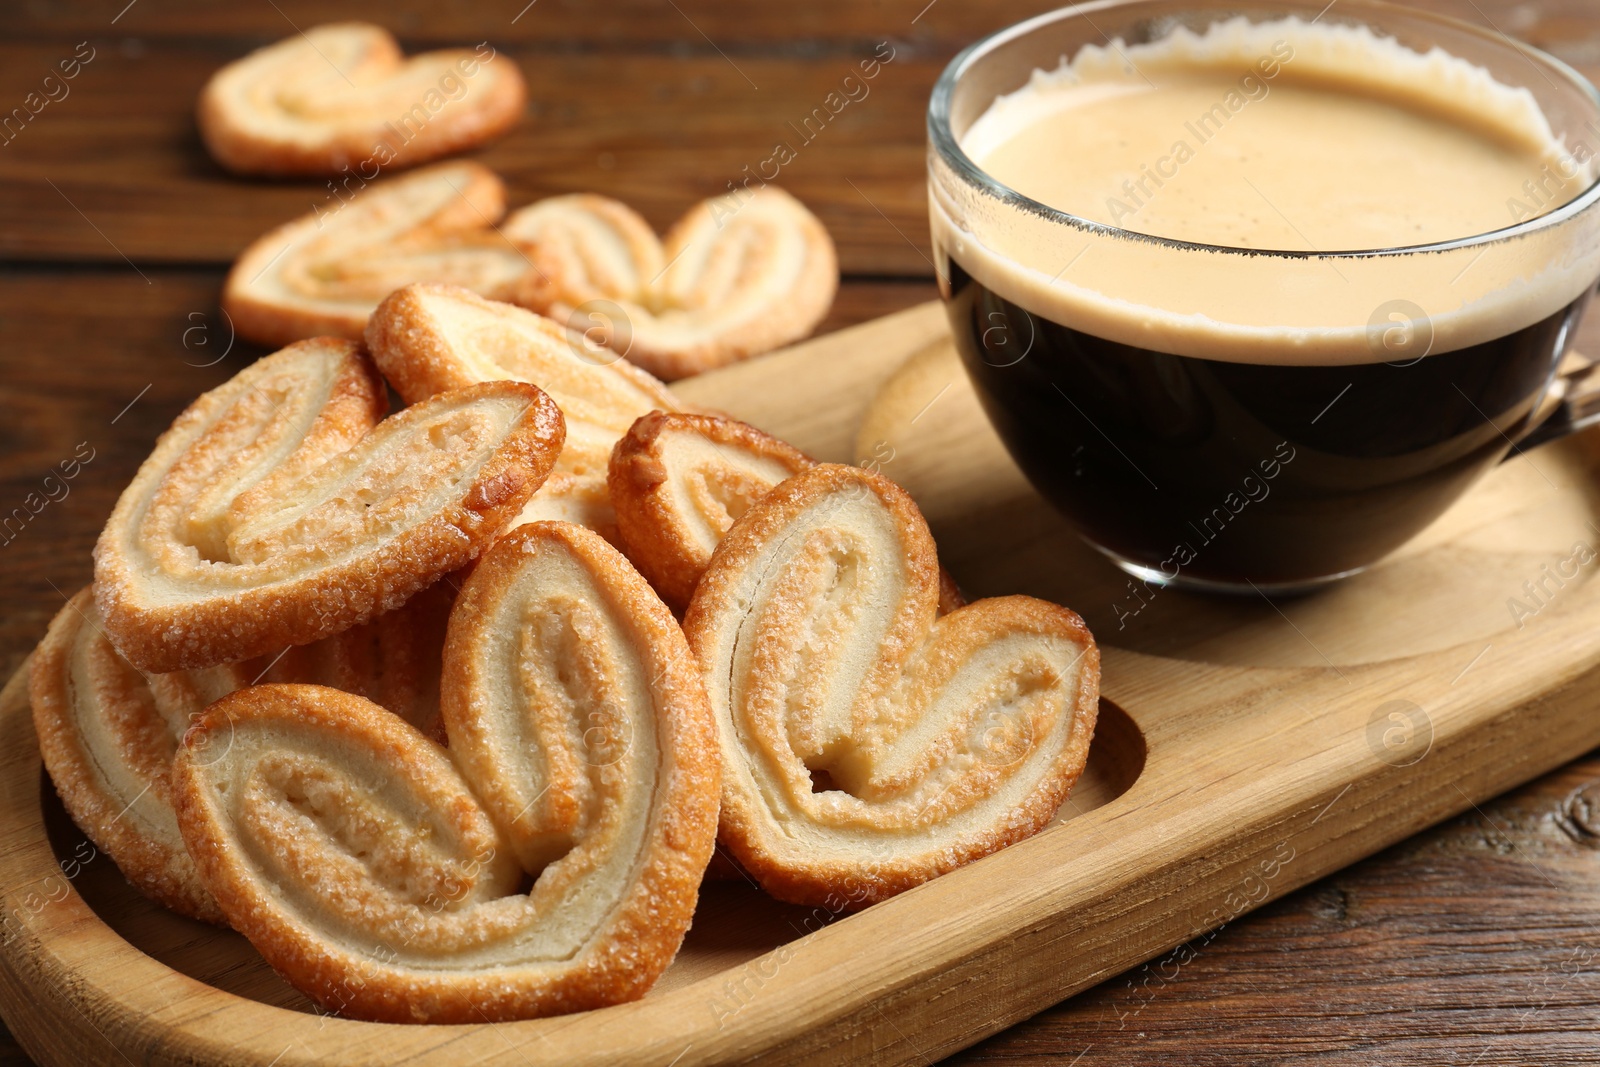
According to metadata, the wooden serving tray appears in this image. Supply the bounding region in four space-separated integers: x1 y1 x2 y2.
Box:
3 302 1600 1066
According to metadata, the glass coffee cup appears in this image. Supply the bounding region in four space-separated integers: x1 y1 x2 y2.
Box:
928 0 1600 593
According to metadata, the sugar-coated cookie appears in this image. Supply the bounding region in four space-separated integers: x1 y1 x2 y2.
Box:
684 463 1099 907
199 23 524 177
173 523 719 1023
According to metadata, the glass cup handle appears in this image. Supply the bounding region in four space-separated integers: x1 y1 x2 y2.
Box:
1513 350 1600 454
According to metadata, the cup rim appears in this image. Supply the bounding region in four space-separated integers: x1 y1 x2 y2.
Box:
927 0 1600 259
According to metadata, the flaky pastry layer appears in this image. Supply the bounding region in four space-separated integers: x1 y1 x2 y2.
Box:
172 523 719 1023
609 412 811 610
684 463 1099 906
198 22 525 177
224 162 536 348
367 284 684 541
504 187 838 379
30 583 455 922
93 337 562 672
608 412 966 614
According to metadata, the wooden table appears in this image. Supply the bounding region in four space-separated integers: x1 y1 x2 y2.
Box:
2 1 1598 1063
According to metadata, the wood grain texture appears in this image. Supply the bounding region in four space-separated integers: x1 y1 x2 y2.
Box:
949 752 1600 1066
0 0 1594 47
2 3 1598 275
3 0 1600 1063
0 40 937 273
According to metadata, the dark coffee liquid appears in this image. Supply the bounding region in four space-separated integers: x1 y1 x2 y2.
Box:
945 259 1588 586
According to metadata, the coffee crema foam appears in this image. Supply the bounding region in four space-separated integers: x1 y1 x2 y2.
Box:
932 17 1600 363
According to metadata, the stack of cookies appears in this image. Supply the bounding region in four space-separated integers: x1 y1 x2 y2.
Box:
26 23 1102 1027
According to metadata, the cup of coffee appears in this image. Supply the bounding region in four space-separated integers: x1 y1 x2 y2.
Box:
928 0 1600 592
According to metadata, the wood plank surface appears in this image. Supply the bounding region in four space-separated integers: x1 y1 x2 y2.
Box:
950 751 1600 1066
4 1 1594 273
2 0 1600 1063
7 0 1600 54
0 42 939 273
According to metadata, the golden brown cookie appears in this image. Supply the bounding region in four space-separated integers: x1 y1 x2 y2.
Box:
607 412 967 614
608 412 811 610
172 522 720 1023
366 283 684 541
224 161 537 348
198 23 525 178
31 590 237 923
30 583 456 923
683 463 1099 907
93 337 562 673
503 187 838 379
254 578 456 741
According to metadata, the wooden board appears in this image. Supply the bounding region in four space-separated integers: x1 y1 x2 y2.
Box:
3 301 1600 1065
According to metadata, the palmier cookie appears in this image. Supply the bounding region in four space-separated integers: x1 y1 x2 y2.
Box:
367 283 683 538
172 523 720 1023
608 412 809 610
198 23 525 177
608 412 967 615
503 186 838 379
93 337 562 673
683 463 1099 907
30 584 455 923
225 161 535 348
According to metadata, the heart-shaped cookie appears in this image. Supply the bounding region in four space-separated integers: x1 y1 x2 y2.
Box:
683 463 1099 906
224 161 538 348
608 412 967 614
30 583 455 923
503 186 838 379
367 283 684 539
608 412 811 610
94 336 563 673
198 22 525 177
172 522 719 1023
